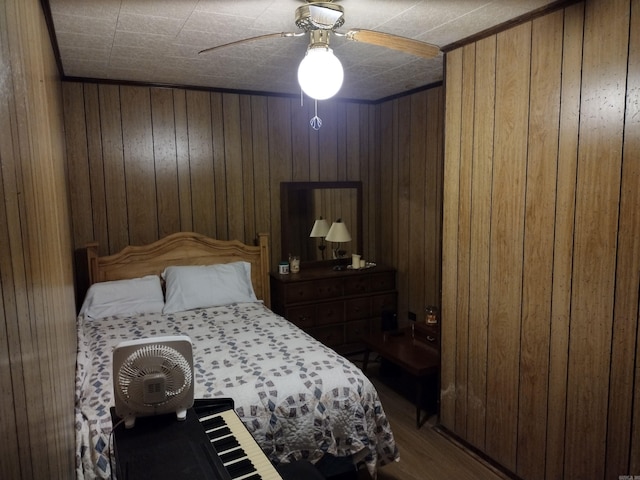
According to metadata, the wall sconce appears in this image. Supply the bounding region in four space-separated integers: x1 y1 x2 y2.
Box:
325 219 351 261
309 217 330 260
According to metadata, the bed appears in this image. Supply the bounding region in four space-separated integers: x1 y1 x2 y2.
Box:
74 232 399 479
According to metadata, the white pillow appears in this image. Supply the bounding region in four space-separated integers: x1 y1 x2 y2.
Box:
80 275 164 320
162 262 258 314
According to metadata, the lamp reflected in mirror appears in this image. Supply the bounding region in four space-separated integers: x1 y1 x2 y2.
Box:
325 219 351 262
280 181 362 265
309 217 330 260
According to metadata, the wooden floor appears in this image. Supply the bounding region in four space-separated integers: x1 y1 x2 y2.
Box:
350 357 508 480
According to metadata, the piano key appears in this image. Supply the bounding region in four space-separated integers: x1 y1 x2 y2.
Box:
213 436 241 453
201 415 226 430
198 409 283 480
219 448 247 464
226 458 255 477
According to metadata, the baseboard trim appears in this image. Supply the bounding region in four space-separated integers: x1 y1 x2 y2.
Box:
433 424 523 480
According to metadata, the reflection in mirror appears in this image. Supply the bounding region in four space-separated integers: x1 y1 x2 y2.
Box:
281 182 362 264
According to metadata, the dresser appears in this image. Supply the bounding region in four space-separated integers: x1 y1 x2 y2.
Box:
270 265 397 354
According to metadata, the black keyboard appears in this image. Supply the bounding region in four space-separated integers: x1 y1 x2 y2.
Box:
111 400 282 480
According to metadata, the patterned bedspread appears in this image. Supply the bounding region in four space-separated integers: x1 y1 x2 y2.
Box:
74 302 399 479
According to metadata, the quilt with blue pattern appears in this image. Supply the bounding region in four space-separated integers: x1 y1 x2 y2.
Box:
74 302 399 479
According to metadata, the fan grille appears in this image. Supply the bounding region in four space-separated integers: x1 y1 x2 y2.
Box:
117 343 192 409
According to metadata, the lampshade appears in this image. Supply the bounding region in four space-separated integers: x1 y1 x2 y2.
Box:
309 217 330 238
297 47 344 100
325 219 351 243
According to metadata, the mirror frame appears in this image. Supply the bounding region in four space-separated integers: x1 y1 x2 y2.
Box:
280 181 363 266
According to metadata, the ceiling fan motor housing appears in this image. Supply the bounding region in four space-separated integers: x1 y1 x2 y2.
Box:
296 2 345 31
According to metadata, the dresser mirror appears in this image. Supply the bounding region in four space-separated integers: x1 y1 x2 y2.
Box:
280 181 363 264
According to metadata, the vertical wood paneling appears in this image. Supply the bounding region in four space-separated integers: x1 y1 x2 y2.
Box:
408 92 427 318
250 95 272 264
441 48 463 428
442 2 639 479
517 12 563 480
239 95 257 243
318 101 339 180
268 96 293 263
359 104 370 256
396 95 411 316
377 99 383 263
99 85 129 253
467 34 496 450
613 2 640 474
62 82 93 246
211 92 228 238
378 101 395 267
455 43 476 436
1 0 76 478
222 93 245 241
336 102 347 180
187 90 216 236
291 98 311 180
485 23 531 471
344 103 360 182
425 88 443 308
84 84 109 252
173 89 193 232
545 5 582 478
120 86 158 246
566 0 628 477
150 87 181 238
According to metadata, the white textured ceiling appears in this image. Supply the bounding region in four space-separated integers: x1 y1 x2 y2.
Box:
48 0 557 101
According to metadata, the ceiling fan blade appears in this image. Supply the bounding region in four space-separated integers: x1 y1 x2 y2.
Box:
199 32 304 55
343 29 439 59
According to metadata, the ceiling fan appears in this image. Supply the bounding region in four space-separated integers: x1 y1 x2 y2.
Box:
199 1 440 103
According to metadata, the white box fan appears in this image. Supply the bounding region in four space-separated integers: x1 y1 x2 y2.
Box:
113 335 194 428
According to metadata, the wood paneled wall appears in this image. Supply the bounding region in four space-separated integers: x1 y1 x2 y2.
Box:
0 0 77 478
441 1 639 479
62 82 444 322
377 89 445 322
62 85 376 269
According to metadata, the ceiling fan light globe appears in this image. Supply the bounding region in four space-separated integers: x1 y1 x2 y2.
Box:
297 47 344 100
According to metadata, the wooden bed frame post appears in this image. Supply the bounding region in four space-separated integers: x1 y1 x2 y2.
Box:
257 232 271 308
86 242 99 286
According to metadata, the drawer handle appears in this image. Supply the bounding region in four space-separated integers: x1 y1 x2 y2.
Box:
427 335 436 342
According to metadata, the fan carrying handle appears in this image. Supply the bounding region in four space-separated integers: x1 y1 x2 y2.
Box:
342 29 440 59
199 32 305 55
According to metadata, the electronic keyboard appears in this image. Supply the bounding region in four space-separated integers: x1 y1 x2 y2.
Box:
111 399 283 480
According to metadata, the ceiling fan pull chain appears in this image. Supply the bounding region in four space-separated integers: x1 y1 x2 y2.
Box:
310 99 323 130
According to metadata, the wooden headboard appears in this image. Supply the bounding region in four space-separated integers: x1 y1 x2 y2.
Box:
86 232 271 308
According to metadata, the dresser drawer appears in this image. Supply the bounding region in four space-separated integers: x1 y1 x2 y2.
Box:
369 272 396 292
310 325 344 347
344 276 370 295
345 319 370 344
345 297 370 320
315 301 344 326
286 305 316 329
370 293 397 317
284 279 341 303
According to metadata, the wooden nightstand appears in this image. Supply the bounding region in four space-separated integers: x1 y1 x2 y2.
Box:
270 265 397 355
361 322 441 428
